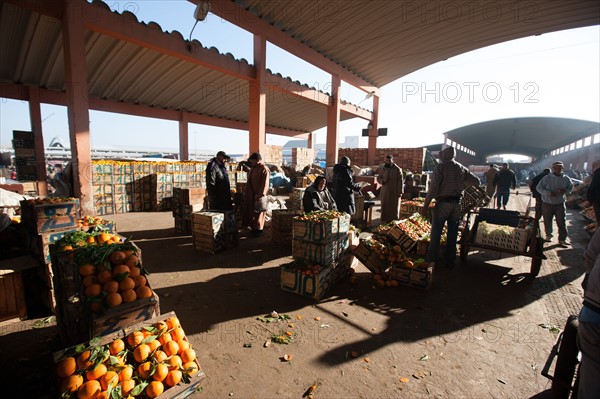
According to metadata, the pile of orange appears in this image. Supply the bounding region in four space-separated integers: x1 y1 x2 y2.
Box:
80 249 154 313
56 316 199 398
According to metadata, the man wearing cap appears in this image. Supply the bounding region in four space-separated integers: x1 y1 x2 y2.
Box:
536 161 573 245
243 152 270 237
206 151 233 211
332 156 362 215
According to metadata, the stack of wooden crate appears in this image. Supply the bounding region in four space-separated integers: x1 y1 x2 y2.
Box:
191 211 238 254
290 188 305 212
12 130 37 185
173 188 206 234
271 209 299 246
92 162 114 216
112 161 133 214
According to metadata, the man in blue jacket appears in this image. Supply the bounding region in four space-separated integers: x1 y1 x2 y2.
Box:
536 161 573 246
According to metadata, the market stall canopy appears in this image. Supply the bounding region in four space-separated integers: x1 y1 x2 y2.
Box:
443 117 600 159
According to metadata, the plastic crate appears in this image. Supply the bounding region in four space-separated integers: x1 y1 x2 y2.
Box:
460 185 490 215
474 223 529 252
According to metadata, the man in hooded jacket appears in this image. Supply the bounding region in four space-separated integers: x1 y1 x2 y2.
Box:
206 150 233 211
332 156 362 215
422 146 479 268
302 176 337 213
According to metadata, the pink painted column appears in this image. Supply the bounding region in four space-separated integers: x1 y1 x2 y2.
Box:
179 112 189 160
249 33 266 155
62 0 93 213
367 95 379 166
28 87 48 195
326 75 341 167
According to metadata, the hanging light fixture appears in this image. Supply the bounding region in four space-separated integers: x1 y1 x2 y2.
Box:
188 0 211 44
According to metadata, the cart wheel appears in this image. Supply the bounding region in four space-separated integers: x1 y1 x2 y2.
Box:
460 245 468 262
530 237 543 277
552 315 579 398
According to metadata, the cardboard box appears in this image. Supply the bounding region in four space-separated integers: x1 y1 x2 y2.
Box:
389 264 433 290
21 199 81 234
353 240 389 275
292 213 351 244
292 235 350 265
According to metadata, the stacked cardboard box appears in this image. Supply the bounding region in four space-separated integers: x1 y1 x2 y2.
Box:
283 212 355 299
271 209 299 246
173 188 206 234
291 148 317 171
263 144 283 165
338 147 427 172
290 188 305 212
191 211 238 254
12 130 37 183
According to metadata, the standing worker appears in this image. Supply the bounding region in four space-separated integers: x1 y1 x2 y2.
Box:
377 155 403 223
205 151 233 211
483 164 498 206
243 152 270 237
332 156 362 215
493 163 516 210
536 161 573 245
422 146 479 269
587 159 600 222
529 168 551 221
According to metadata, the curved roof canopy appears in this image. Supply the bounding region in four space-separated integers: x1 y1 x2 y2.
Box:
444 117 600 158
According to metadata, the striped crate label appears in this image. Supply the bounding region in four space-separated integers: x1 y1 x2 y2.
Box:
292 214 350 243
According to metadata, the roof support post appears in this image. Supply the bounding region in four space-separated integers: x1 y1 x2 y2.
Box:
326 75 341 167
179 112 189 160
306 132 314 149
27 86 48 196
62 0 93 214
249 33 266 155
367 95 380 166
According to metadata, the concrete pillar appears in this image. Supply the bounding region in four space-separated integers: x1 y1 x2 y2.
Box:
249 33 266 155
306 132 314 149
179 112 189 160
326 75 341 167
367 95 379 166
62 0 92 214
28 87 48 195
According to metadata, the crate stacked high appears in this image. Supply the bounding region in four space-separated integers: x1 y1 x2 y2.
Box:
91 161 114 216
172 188 206 234
290 188 305 212
12 130 37 186
191 211 238 254
112 161 133 214
281 211 356 299
271 209 299 245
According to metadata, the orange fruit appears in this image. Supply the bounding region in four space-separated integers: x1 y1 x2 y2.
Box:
82 275 98 288
90 301 102 313
98 233 111 243
136 286 153 299
127 331 145 348
176 339 190 354
122 250 133 258
100 370 118 391
109 339 125 356
103 281 119 295
153 350 168 363
121 289 137 303
85 283 102 297
125 255 139 267
77 351 93 370
158 333 172 346
183 361 198 374
166 316 180 330
97 270 113 284
112 264 130 277
155 321 168 334
132 275 146 288
163 340 179 357
77 380 101 399
148 338 161 352
133 344 151 363
119 277 135 291
118 365 133 382
105 292 122 308
120 379 136 396
109 251 126 265
79 264 96 277
137 362 153 380
57 356 76 378
85 363 107 381
180 348 196 363
165 370 182 387
171 327 185 342
96 391 110 399
61 373 83 393
128 266 141 278
86 236 96 244
152 363 169 382
167 355 182 371
146 381 164 398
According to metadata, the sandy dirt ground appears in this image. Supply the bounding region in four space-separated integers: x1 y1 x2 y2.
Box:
0 190 589 398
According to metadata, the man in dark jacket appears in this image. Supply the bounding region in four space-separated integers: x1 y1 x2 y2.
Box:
493 163 517 210
206 150 233 211
302 176 336 213
587 159 600 222
530 168 550 221
332 156 362 215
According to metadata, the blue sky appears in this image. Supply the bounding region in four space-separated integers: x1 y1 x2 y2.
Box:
1 1 599 160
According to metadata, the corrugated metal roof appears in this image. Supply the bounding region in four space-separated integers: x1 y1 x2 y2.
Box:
236 0 600 87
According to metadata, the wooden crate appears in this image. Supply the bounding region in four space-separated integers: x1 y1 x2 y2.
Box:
0 256 40 322
292 213 351 244
20 199 80 234
291 235 350 265
53 311 205 399
389 264 433 290
353 240 389 275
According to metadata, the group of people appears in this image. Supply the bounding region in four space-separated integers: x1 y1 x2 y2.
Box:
483 162 517 210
